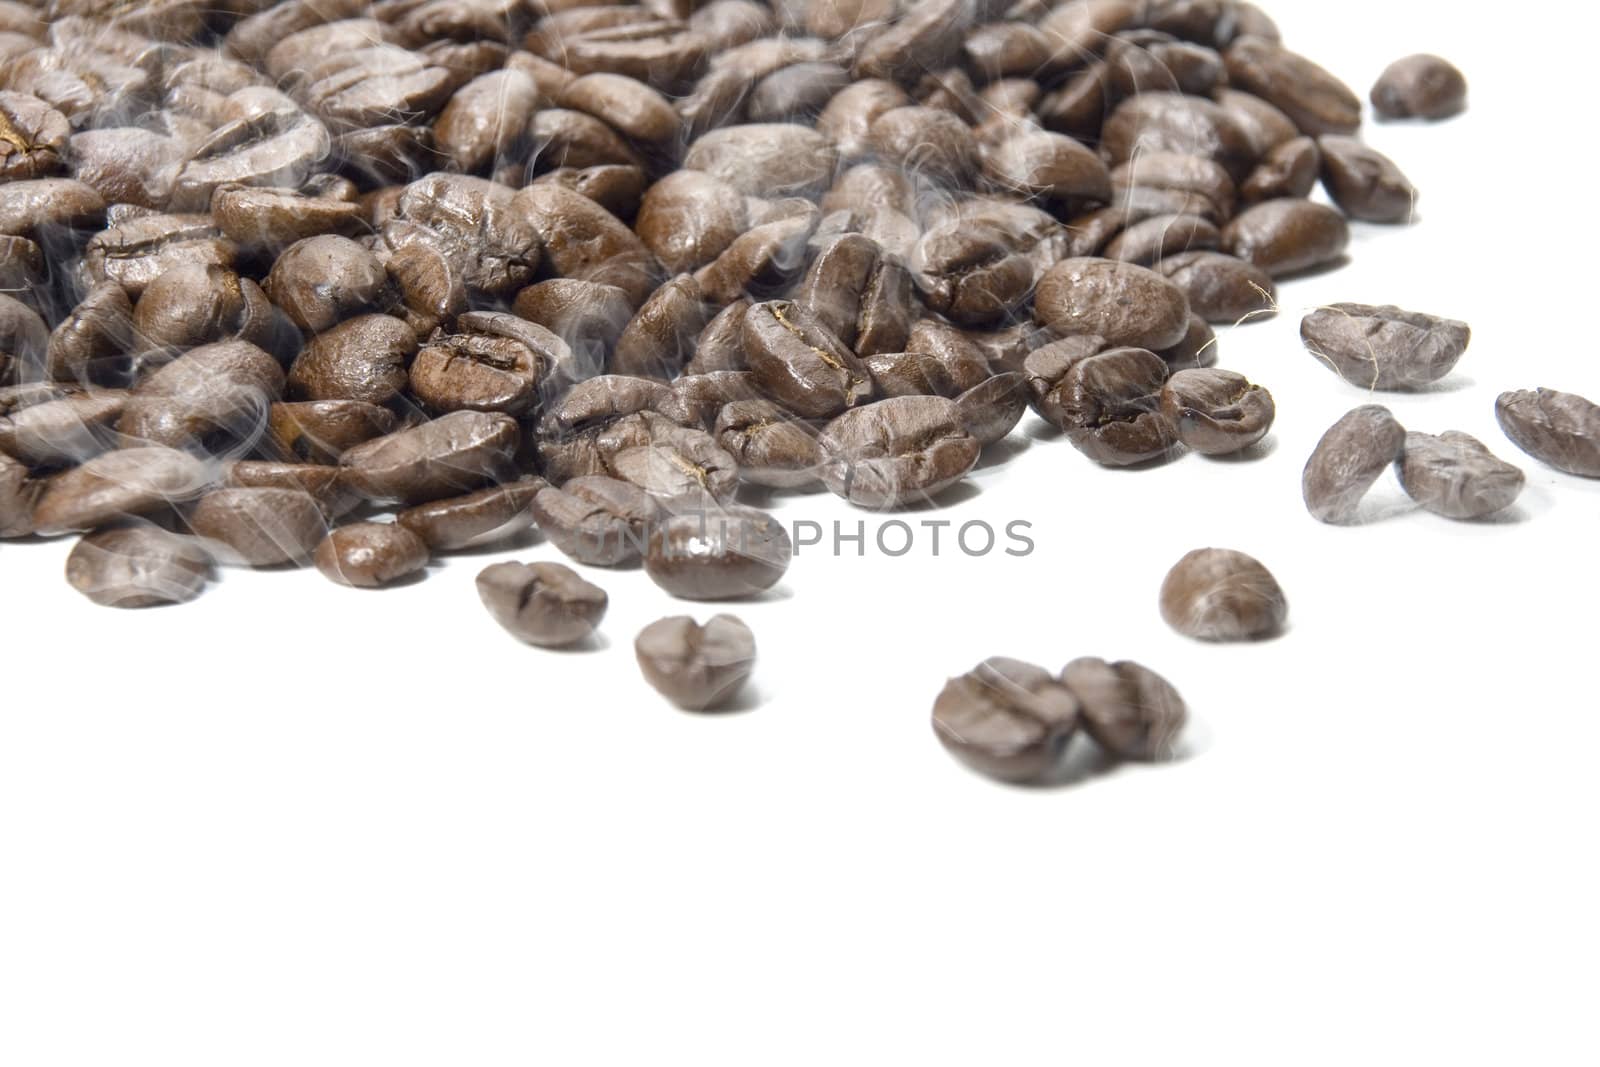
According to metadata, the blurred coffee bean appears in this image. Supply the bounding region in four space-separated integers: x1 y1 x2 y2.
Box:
981 126 1112 202
513 278 631 379
0 390 126 467
1157 313 1217 370
606 417 740 502
562 72 679 145
1317 136 1417 224
1100 92 1256 182
1223 36 1361 136
0 91 70 181
265 400 398 465
477 560 607 647
1301 405 1406 524
692 207 818 305
45 282 134 385
1059 657 1187 762
170 110 333 212
83 213 237 297
0 293 48 383
1159 368 1273 455
635 614 756 711
1495 389 1600 479
1239 135 1318 204
0 178 106 237
434 68 541 174
645 500 791 600
635 169 748 275
133 263 275 353
0 451 38 537
394 174 543 297
118 340 285 452
66 127 184 210
1152 250 1275 324
683 122 838 199
1371 54 1467 121
223 460 355 518
314 521 430 587
1221 199 1348 277
932 657 1081 783
1110 151 1236 219
32 446 212 535
1397 431 1524 521
611 274 711 379
65 524 211 608
1300 304 1469 391
1103 213 1220 266
537 374 674 482
211 183 363 250
1160 547 1287 641
913 220 1035 326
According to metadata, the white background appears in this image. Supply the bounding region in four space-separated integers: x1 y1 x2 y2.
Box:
4 3 1598 1064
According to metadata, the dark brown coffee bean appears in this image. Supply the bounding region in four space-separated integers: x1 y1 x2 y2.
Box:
66 127 185 210
818 395 981 508
0 90 70 181
265 400 397 465
1024 334 1103 426
526 164 648 221
1223 36 1360 136
133 263 276 353
340 410 519 504
1159 368 1273 455
188 486 326 565
1300 304 1469 391
288 315 417 406
815 77 911 160
955 372 1028 446
397 476 545 551
170 110 332 212
211 183 362 251
635 613 756 710
65 524 211 608
531 474 658 566
0 292 47 383
1157 313 1218 370
692 207 819 306
45 282 133 385
434 68 541 174
645 501 791 600
1034 257 1191 351
1153 250 1276 325
606 419 740 502
714 397 821 489
395 175 543 298
409 312 562 415
1371 54 1467 121
684 300 751 376
1221 199 1348 277
1103 213 1221 266
662 370 760 430
513 278 632 380
1495 389 1600 479
529 107 647 171
1214 87 1299 157
0 178 106 238
793 233 909 354
1301 404 1406 524
313 521 429 587
31 446 212 535
634 170 747 275
1100 91 1256 182
83 213 238 297
1239 135 1319 203
682 122 838 199
477 560 607 647
118 340 285 452
980 126 1112 202
1054 346 1177 466
912 220 1036 327
863 348 986 400
1317 136 1417 224
931 658 1081 783
1059 657 1187 761
1 451 39 537
743 299 873 419
336 123 438 186
0 235 44 311
1160 547 1287 641
266 235 389 335
513 183 657 306
0 391 126 468
561 71 679 145
865 105 976 189
1396 431 1524 521
536 374 674 482
853 0 971 81
611 274 712 380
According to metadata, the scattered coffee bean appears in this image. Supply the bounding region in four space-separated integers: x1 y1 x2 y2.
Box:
1051 347 1178 467
1300 304 1470 390
1317 136 1417 224
1159 368 1274 455
1060 658 1188 761
1396 431 1525 521
931 657 1080 783
1371 55 1467 121
476 560 607 648
1495 389 1600 478
635 614 757 711
1160 548 1287 641
314 522 430 587
64 525 211 608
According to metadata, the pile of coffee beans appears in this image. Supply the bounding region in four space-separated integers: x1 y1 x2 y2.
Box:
3 0 1570 781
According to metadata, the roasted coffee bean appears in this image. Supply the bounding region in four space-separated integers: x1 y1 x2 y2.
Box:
64 524 211 608
1103 213 1221 266
913 220 1035 326
955 373 1028 447
1396 431 1524 521
854 0 972 84
1371 54 1467 121
818 395 981 508
0 178 106 238
382 239 467 339
83 213 237 297
188 486 327 566
663 370 760 429
536 374 673 482
1300 304 1469 391
393 175 543 298
634 170 748 275
1153 250 1276 324
1160 547 1287 641
118 340 285 452
1157 313 1217 370
1240 135 1319 203
1052 346 1176 466
513 183 656 306
66 127 186 210
1214 87 1298 156
635 614 756 711
1111 152 1236 220
528 106 647 171
1317 136 1417 224
864 348 988 400
1495 389 1600 478
562 72 679 145
31 446 213 535
287 314 417 406
645 501 791 600
794 233 912 356
132 263 276 353
692 207 819 306
685 300 752 375
223 460 354 518
1024 334 1105 427
397 476 545 551
476 560 607 647
0 390 126 468
512 278 631 379
169 110 332 212
606 419 740 502
433 68 541 174
313 521 430 587
527 164 648 220
265 400 398 465
0 90 70 181
340 410 519 504
46 282 135 385
1159 368 1273 455
743 300 873 419
1223 36 1361 136
1221 199 1348 277
266 235 390 335
610 274 712 380
0 235 45 310
0 293 48 383
1 451 39 537
531 474 657 566
714 398 821 489
1100 92 1256 183
815 77 911 160
682 122 838 199
931 658 1081 783
980 126 1112 202
211 182 363 251
409 312 562 415
1301 404 1407 524
1059 657 1187 762
1035 257 1191 352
